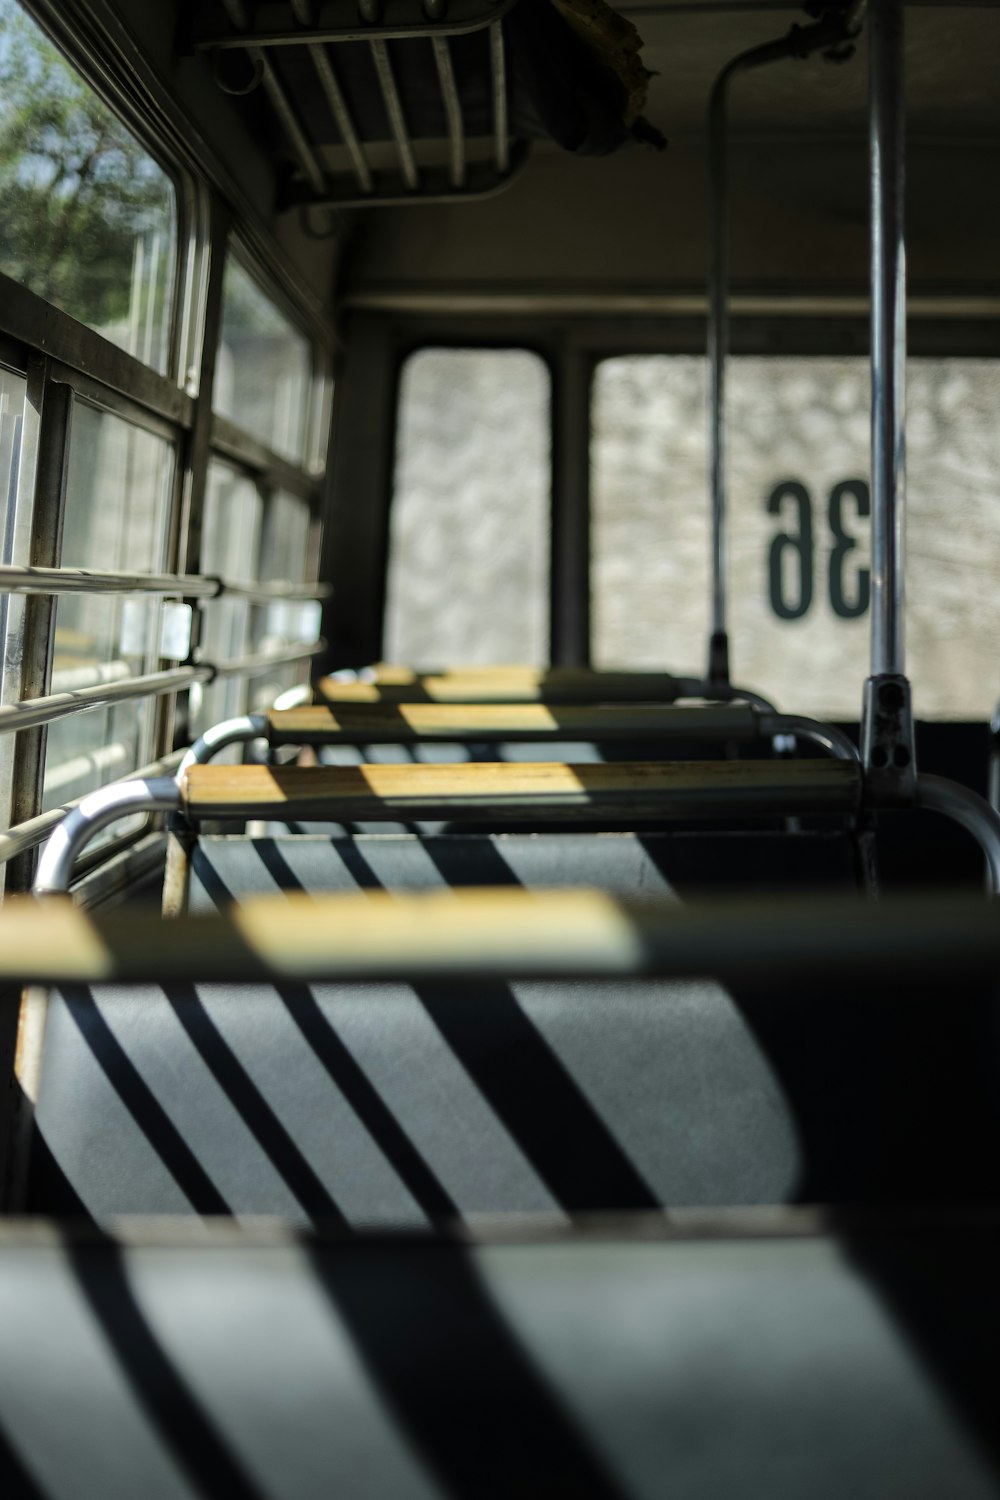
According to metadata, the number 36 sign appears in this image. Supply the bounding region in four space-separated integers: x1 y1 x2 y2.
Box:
767 478 871 620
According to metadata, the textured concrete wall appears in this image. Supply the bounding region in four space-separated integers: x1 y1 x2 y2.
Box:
386 349 999 720
386 349 550 668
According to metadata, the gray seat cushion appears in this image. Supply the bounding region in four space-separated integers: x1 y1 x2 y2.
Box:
27 967 1000 1221
0 1218 997 1500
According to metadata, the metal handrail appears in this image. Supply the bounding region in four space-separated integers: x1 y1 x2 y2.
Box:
0 666 213 737
0 749 185 866
212 577 331 604
181 705 859 764
0 564 330 604
208 640 326 679
915 775 1000 894
34 766 1000 898
0 565 218 598
0 640 323 738
706 8 865 684
34 778 182 896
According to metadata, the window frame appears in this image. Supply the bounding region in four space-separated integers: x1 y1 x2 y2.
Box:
0 6 333 894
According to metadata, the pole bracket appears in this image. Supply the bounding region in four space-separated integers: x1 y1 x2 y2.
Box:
861 673 917 806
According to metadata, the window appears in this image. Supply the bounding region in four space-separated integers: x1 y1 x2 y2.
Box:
43 401 174 810
214 255 312 465
0 0 176 372
591 355 1000 720
193 461 262 734
385 348 550 668
250 489 317 707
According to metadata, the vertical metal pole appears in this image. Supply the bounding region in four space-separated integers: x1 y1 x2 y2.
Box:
703 18 863 689
707 67 732 684
861 0 916 799
869 0 906 680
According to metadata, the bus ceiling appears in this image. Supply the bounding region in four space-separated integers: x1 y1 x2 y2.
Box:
162 0 1000 317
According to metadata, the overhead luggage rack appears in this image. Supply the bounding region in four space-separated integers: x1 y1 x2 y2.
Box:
187 0 527 209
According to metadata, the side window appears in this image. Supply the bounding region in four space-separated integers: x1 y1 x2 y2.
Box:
0 0 176 373
214 255 313 465
251 489 318 707
385 348 550 668
592 354 1000 720
193 461 263 734
43 401 175 810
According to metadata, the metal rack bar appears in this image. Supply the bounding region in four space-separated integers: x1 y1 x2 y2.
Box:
431 35 466 188
369 39 419 190
221 0 327 195
490 20 509 175
309 44 374 194
196 0 521 49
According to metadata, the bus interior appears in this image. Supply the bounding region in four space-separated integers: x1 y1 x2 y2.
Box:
0 0 999 1495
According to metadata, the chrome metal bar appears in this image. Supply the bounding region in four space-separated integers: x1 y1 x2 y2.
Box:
198 0 521 49
260 57 328 194
489 21 509 175
309 45 374 194
179 714 268 775
272 683 314 711
760 716 860 762
869 0 906 678
370 40 419 190
220 0 326 195
214 577 331 604
50 661 131 694
0 564 219 597
671 677 778 714
34 778 182 896
432 36 466 188
706 12 866 685
0 750 185 867
0 667 212 737
916 774 1000 895
209 640 326 680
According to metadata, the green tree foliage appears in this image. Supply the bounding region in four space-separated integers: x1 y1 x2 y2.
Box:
0 0 174 361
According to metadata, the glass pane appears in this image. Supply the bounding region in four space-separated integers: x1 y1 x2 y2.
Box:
0 0 176 372
251 490 315 709
0 365 28 693
193 461 262 733
215 256 312 465
592 355 1000 721
43 402 174 810
0 365 28 840
385 348 550 668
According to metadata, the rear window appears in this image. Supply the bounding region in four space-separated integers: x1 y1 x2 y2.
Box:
385 348 550 668
591 355 1000 720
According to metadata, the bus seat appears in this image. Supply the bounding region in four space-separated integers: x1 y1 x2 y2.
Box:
25 949 1000 1221
0 1217 997 1500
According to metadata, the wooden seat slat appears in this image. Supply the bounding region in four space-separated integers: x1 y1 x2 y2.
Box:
316 668 690 704
268 702 759 744
9 889 995 985
181 758 860 820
